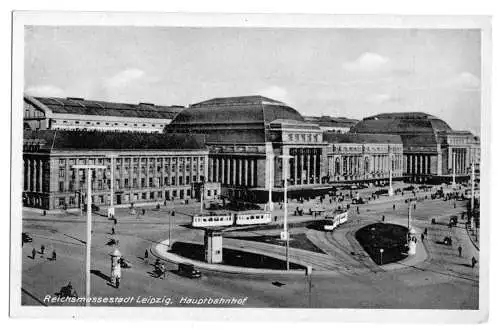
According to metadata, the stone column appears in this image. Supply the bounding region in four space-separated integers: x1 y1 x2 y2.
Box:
250 159 255 187
38 160 43 192
232 157 237 185
26 159 31 191
244 159 248 186
221 157 226 185
300 153 305 184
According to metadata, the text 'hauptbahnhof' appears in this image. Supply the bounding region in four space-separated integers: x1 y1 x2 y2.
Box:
23 95 480 210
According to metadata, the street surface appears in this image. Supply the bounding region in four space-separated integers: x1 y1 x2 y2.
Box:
21 183 479 308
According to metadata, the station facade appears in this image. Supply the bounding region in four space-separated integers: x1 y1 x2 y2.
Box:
351 112 480 183
323 133 404 184
22 130 214 210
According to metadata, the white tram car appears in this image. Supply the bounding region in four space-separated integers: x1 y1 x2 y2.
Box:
192 212 272 228
324 211 349 231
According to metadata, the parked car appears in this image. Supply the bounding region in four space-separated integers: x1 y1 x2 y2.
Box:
449 215 458 227
178 263 202 278
22 232 32 244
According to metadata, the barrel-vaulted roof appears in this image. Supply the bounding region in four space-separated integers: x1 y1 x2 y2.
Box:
25 96 182 119
167 95 305 143
351 112 452 134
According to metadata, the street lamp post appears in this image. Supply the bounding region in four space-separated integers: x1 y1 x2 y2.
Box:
452 151 456 187
279 155 293 270
379 248 384 265
107 154 118 219
388 153 394 197
72 164 106 306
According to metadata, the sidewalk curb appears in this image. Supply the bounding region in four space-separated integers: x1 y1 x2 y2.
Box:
465 227 480 251
150 240 307 276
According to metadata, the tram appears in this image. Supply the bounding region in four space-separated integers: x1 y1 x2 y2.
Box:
192 211 272 228
323 211 349 231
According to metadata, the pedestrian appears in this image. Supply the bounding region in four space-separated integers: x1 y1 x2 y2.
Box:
413 203 416 210
471 256 477 268
40 244 45 255
144 249 149 260
142 208 146 215
52 249 57 261
424 228 428 236
31 248 36 259
356 207 360 214
111 227 115 235
159 263 166 279
421 233 425 242
393 204 396 211
114 218 117 225
458 245 463 257
382 215 385 222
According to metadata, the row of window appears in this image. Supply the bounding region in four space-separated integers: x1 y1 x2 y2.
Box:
53 119 166 128
59 157 204 166
58 175 202 192
57 188 219 208
58 165 204 179
287 133 320 143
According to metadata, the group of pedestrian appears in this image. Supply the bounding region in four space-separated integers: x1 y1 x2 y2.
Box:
31 245 56 261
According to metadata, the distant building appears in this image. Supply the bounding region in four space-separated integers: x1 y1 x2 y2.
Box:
167 95 328 202
323 133 404 184
351 112 478 182
303 115 358 133
22 130 215 210
23 95 183 133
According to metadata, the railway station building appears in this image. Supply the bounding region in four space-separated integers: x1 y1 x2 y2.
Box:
166 96 329 203
350 112 480 183
22 130 214 210
323 133 404 184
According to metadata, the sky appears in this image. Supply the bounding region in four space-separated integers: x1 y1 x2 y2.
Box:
24 26 481 134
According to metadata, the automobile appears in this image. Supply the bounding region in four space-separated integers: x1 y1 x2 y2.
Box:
22 232 32 244
443 236 453 246
178 263 202 278
449 215 458 227
352 198 365 204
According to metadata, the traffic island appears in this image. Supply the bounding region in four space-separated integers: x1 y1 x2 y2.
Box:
355 223 409 265
170 241 306 270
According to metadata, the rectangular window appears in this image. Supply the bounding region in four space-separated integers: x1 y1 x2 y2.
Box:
69 196 75 206
158 191 162 198
124 179 129 188
149 177 153 187
192 175 197 183
141 178 146 187
187 189 191 196
142 193 147 200
98 180 103 190
59 181 64 192
59 159 65 166
186 176 190 184
171 176 176 185
172 190 177 197
179 176 183 185
133 178 138 188
207 190 212 196
59 168 65 178
150 191 155 199
58 198 66 207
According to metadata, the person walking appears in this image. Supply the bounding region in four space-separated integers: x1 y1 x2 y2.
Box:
421 233 425 242
40 245 45 256
424 228 428 236
471 256 477 268
111 227 115 235
113 218 117 226
458 245 463 257
31 248 36 260
144 250 149 263
52 249 57 261
393 204 396 211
